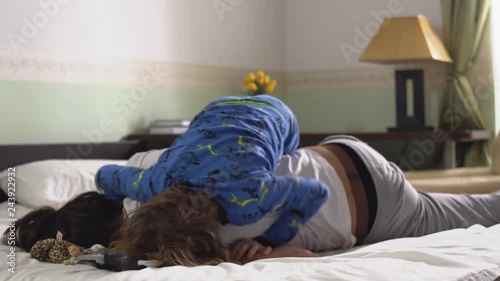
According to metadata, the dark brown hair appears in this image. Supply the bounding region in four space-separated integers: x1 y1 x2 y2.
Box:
1 192 124 252
111 185 226 266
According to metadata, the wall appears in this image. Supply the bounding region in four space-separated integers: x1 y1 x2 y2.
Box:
285 0 443 71
284 0 451 133
0 0 285 144
0 80 229 144
0 0 285 70
0 0 494 145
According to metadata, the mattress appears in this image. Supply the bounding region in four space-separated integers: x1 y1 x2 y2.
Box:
1 202 500 281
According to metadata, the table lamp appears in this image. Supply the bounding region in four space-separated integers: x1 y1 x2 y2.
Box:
359 15 453 131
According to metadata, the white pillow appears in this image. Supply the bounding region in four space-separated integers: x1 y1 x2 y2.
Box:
0 159 127 209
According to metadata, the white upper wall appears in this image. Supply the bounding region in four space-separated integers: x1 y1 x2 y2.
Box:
0 0 286 71
0 0 468 73
285 0 443 71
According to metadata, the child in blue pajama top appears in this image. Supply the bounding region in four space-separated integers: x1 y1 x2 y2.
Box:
95 95 330 246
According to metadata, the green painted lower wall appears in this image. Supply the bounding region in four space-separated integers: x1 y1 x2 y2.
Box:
286 87 445 133
1 78 495 145
0 80 236 144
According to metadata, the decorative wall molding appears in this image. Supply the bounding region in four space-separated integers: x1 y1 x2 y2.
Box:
0 48 285 93
286 65 448 93
0 48 493 93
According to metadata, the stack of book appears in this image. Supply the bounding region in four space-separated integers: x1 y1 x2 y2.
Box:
149 119 191 135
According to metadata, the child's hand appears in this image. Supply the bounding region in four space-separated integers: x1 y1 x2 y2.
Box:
229 239 272 264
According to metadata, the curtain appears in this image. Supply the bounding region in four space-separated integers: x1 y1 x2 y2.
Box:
440 0 492 166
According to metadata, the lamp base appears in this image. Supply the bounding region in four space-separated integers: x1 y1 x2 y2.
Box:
387 125 434 132
393 69 431 132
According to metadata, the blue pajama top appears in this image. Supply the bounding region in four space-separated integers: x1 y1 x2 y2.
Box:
95 95 330 246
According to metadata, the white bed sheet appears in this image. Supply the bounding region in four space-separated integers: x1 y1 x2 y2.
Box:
1 202 500 281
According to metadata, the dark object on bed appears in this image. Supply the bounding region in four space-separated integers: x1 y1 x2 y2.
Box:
0 141 145 203
65 248 147 271
101 251 147 271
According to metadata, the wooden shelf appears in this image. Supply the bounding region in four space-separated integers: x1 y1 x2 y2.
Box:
126 130 493 147
126 134 179 144
125 130 494 169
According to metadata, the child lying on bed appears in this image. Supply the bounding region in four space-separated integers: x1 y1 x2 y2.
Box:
95 94 330 248
4 136 500 267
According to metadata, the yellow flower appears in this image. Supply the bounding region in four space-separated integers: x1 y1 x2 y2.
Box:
245 82 258 92
256 70 265 80
264 75 271 85
258 77 265 85
265 80 277 93
243 73 256 84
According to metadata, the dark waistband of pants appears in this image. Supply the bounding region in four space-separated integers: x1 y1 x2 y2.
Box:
321 143 378 245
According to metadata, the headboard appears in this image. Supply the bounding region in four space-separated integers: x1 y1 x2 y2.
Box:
0 141 144 172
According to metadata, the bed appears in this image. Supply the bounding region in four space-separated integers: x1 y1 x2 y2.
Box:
1 141 500 281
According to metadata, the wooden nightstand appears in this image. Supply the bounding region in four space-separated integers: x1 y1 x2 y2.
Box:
125 130 493 170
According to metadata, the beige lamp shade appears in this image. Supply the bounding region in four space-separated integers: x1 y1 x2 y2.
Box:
359 15 453 63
